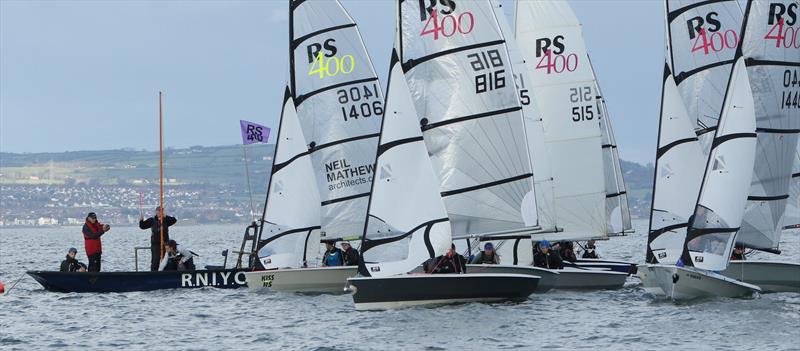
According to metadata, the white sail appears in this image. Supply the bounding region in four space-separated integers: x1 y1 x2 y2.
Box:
290 0 383 239
592 65 633 236
785 149 800 230
359 51 452 277
666 0 744 155
647 65 706 265
515 0 606 240
491 0 556 233
257 88 322 269
397 0 537 236
683 57 757 271
737 0 800 249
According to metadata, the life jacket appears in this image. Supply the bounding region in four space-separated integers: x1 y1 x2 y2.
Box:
83 220 104 256
323 249 343 266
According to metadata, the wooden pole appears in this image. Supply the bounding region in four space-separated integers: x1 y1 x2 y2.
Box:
159 91 165 260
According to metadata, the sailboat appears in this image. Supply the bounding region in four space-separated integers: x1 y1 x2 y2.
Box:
718 0 800 293
243 0 384 292
346 50 539 311
639 0 762 300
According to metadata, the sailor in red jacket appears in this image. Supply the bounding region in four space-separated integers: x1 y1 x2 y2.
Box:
83 212 110 272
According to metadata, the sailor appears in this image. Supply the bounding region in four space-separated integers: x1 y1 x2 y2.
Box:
470 242 500 264
561 241 577 262
533 240 563 269
82 212 110 272
582 239 600 259
341 241 360 266
158 240 196 271
139 206 178 272
730 244 746 261
322 240 344 267
424 243 467 274
60 247 87 272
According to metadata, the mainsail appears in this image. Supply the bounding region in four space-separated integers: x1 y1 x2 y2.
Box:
681 55 757 271
592 64 633 236
646 64 706 265
397 0 537 236
665 0 744 155
359 51 452 277
737 0 800 249
256 88 322 269
515 0 606 240
290 0 384 239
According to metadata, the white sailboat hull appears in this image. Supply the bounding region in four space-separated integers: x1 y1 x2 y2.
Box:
244 266 358 294
554 268 628 290
638 264 761 300
721 261 800 293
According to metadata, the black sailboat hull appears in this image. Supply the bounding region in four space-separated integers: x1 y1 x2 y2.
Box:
27 269 248 293
347 273 539 311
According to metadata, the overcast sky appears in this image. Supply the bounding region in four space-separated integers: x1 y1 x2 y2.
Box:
1 0 662 164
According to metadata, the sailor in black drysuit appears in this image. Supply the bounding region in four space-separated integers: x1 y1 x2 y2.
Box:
159 240 196 271
60 247 87 272
533 240 563 269
139 206 178 271
424 243 467 274
341 241 360 266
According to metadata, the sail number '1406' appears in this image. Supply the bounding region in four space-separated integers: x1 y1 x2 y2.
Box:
570 86 594 122
338 84 383 122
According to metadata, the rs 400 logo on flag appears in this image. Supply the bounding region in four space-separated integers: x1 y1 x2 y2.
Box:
240 120 270 145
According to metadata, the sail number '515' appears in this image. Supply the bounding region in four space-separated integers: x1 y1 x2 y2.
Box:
570 86 594 122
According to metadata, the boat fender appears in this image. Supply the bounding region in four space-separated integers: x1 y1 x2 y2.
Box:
671 273 679 284
0 281 4 293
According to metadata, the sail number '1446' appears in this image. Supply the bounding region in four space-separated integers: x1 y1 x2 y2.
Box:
570 86 594 122
783 69 799 110
338 84 383 122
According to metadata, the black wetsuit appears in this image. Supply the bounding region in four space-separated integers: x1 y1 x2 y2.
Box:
60 255 87 272
425 254 467 274
343 248 360 266
139 216 177 271
533 251 563 269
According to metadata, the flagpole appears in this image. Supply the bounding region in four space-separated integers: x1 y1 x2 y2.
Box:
242 144 256 221
159 91 165 261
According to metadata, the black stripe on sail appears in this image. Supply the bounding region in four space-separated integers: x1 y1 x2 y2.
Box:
674 59 734 85
656 137 698 159
290 0 306 11
793 172 800 178
321 192 370 206
685 226 739 241
756 127 800 134
272 150 311 174
648 222 689 241
291 24 356 50
402 40 505 72
441 173 532 198
606 191 627 198
512 238 521 265
360 218 448 253
745 58 800 67
313 132 380 152
667 0 729 23
377 136 424 157
695 126 717 136
257 225 321 251
602 144 616 149
748 194 789 201
422 106 522 131
295 77 379 105
711 132 757 150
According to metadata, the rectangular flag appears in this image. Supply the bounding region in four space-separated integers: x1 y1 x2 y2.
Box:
240 120 270 145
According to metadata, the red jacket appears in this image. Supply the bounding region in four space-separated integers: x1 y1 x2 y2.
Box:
83 220 106 256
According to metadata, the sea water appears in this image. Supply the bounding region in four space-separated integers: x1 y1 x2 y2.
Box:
1 220 798 350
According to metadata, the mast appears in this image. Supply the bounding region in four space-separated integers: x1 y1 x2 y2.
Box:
159 91 164 260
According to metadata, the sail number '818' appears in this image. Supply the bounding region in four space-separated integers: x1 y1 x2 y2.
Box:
467 49 505 94
338 84 383 122
306 38 355 79
783 69 799 110
570 86 594 122
418 0 474 40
